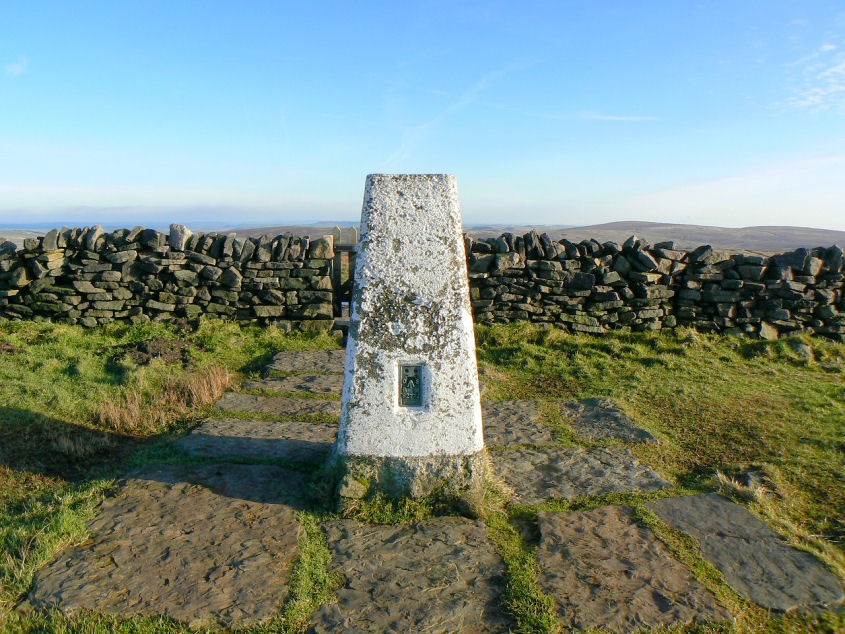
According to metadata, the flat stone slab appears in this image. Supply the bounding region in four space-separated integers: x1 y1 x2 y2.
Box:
176 417 337 462
649 493 845 611
494 447 670 504
562 397 656 443
538 506 730 631
309 518 508 633
216 392 341 419
25 464 307 628
264 349 345 374
242 373 344 395
482 400 556 447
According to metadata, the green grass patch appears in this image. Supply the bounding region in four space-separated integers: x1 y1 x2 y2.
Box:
0 318 339 430
280 511 343 633
483 484 560 633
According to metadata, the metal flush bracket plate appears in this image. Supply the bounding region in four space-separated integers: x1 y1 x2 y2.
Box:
399 363 424 407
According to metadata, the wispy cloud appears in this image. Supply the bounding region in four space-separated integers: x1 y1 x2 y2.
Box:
466 99 660 123
577 111 659 121
783 41 845 112
382 60 538 167
381 77 659 132
4 55 28 77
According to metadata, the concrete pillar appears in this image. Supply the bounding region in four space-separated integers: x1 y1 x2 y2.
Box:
332 174 485 503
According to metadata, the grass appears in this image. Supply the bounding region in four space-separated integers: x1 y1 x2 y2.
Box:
280 512 343 632
484 484 561 633
0 319 843 632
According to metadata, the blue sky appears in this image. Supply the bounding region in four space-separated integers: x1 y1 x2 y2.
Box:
2 1 844 229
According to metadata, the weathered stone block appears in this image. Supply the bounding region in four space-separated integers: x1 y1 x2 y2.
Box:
146 299 175 312
106 250 137 264
307 236 334 259
200 265 222 281
253 305 284 317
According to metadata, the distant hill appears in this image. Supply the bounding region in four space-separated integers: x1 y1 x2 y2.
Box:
526 222 845 253
0 229 46 248
3 221 843 253
229 221 844 253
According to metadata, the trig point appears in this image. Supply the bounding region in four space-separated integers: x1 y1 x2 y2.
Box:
333 174 485 503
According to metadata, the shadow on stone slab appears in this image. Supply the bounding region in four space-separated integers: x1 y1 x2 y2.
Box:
562 397 656 443
481 400 556 447
538 506 730 632
176 417 336 462
242 373 343 395
494 447 670 505
24 463 309 628
309 518 509 633
264 349 346 374
648 493 845 612
216 392 341 419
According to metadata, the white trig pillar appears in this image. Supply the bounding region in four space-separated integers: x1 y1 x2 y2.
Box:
333 174 484 502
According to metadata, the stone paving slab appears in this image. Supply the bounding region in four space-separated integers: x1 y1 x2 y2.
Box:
242 373 344 395
538 505 730 631
25 464 308 628
494 447 670 504
216 392 342 419
176 417 337 461
649 493 845 611
481 400 556 447
309 518 508 633
562 397 656 443
265 349 346 374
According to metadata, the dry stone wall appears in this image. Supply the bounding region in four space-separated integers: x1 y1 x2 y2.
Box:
2 225 843 340
0 224 335 330
466 232 845 341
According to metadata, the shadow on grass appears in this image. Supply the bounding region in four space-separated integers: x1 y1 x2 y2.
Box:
0 407 143 483
0 406 330 508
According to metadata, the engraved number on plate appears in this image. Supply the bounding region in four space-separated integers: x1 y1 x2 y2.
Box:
399 364 423 407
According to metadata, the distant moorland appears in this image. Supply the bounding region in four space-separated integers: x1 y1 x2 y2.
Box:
3 220 844 252
204 221 845 252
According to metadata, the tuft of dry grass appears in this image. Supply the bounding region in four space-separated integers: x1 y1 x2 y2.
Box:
48 430 116 459
93 364 231 434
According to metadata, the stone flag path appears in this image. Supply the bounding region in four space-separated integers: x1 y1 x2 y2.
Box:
494 447 670 505
649 493 845 612
176 417 337 462
24 348 844 631
25 464 308 628
310 519 508 633
537 505 730 630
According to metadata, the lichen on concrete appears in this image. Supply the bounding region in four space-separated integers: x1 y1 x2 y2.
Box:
331 450 487 508
334 174 485 500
